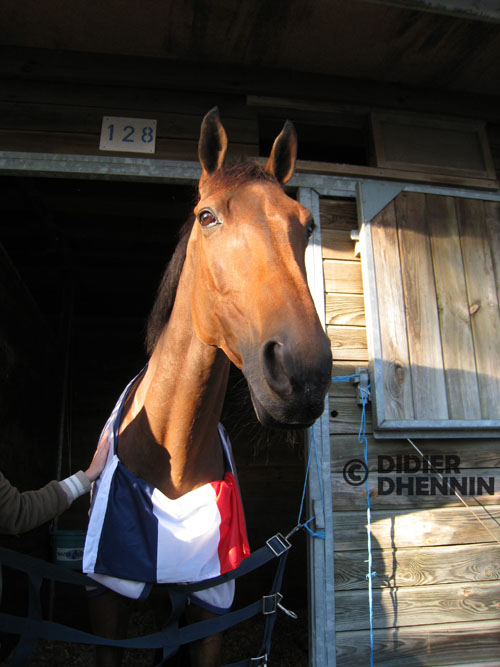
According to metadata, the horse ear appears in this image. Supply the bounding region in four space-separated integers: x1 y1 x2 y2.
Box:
265 120 297 185
198 107 228 178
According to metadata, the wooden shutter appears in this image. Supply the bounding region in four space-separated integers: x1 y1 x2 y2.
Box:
363 191 500 437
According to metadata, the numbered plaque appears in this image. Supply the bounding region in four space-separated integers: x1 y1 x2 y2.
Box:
99 116 157 154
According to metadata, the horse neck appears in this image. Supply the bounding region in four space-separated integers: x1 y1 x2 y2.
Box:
118 272 230 498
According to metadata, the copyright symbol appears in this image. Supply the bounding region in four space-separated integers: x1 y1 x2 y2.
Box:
343 459 368 486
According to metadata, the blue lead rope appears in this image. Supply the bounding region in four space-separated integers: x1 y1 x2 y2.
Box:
358 384 375 667
332 374 375 667
297 429 326 539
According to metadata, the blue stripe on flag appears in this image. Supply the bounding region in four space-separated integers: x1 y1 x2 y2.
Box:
94 462 158 582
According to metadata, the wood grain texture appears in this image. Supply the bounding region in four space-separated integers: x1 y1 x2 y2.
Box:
371 201 414 421
331 469 500 510
334 542 500 590
321 228 359 260
458 198 500 419
331 434 500 471
0 101 258 143
323 258 363 294
335 579 500 631
329 396 372 435
336 619 500 666
330 376 358 400
333 505 500 550
485 200 500 305
0 129 257 161
327 324 368 361
319 198 358 231
427 194 481 419
325 293 366 326
396 192 448 420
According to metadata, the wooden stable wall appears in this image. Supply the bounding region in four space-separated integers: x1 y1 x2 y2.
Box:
322 197 500 666
0 47 259 162
1 46 500 189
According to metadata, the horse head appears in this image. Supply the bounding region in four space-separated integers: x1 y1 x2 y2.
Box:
184 108 332 429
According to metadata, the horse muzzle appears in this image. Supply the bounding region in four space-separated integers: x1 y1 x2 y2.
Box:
243 333 332 429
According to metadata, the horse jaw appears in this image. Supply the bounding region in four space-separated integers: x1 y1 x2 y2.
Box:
248 387 322 429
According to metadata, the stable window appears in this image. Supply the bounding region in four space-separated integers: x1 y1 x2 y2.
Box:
361 190 500 438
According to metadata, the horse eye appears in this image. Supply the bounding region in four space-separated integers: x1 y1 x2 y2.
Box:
307 220 316 238
198 210 219 228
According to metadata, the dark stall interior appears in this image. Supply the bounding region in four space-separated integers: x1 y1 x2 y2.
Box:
0 173 308 663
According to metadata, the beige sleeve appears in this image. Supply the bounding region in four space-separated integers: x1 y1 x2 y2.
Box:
0 471 71 535
58 470 91 502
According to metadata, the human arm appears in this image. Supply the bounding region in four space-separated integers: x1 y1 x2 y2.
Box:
0 472 70 535
0 432 110 535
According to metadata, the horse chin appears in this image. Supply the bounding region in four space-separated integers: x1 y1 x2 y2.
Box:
249 388 318 430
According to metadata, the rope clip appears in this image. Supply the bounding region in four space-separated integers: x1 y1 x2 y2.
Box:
351 366 370 406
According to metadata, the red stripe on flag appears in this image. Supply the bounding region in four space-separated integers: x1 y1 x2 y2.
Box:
211 472 250 574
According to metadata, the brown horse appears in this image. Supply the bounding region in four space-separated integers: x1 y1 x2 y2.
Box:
88 108 332 666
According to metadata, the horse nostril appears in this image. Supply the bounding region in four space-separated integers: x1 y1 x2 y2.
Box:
261 340 293 396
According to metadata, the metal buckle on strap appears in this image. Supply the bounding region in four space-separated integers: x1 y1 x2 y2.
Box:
266 533 291 557
250 653 268 665
262 592 283 615
262 592 299 620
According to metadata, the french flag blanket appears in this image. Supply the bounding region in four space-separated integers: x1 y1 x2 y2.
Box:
83 371 250 612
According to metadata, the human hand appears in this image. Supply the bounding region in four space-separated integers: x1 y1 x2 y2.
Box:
84 431 110 483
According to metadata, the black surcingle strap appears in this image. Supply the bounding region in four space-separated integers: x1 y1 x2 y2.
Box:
0 531 296 666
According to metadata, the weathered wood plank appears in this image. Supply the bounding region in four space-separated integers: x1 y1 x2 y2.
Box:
333 505 500 550
0 129 257 161
3 45 500 127
458 198 500 419
330 374 358 399
332 358 368 384
396 192 448 420
325 292 365 326
329 382 357 402
330 433 500 470
371 201 414 421
321 228 359 260
0 101 258 144
319 198 358 231
300 158 499 190
485 200 500 305
334 542 500 590
0 79 254 120
327 325 368 361
331 469 500 510
335 579 500 631
336 619 500 667
329 396 372 435
332 360 367 377
426 194 481 419
323 258 363 294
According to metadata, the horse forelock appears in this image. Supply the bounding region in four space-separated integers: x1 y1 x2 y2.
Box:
200 161 279 192
145 161 281 355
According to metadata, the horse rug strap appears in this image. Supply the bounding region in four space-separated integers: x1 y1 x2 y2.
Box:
0 531 292 666
83 368 250 612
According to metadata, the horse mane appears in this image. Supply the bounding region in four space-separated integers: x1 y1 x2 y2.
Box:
145 161 279 354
